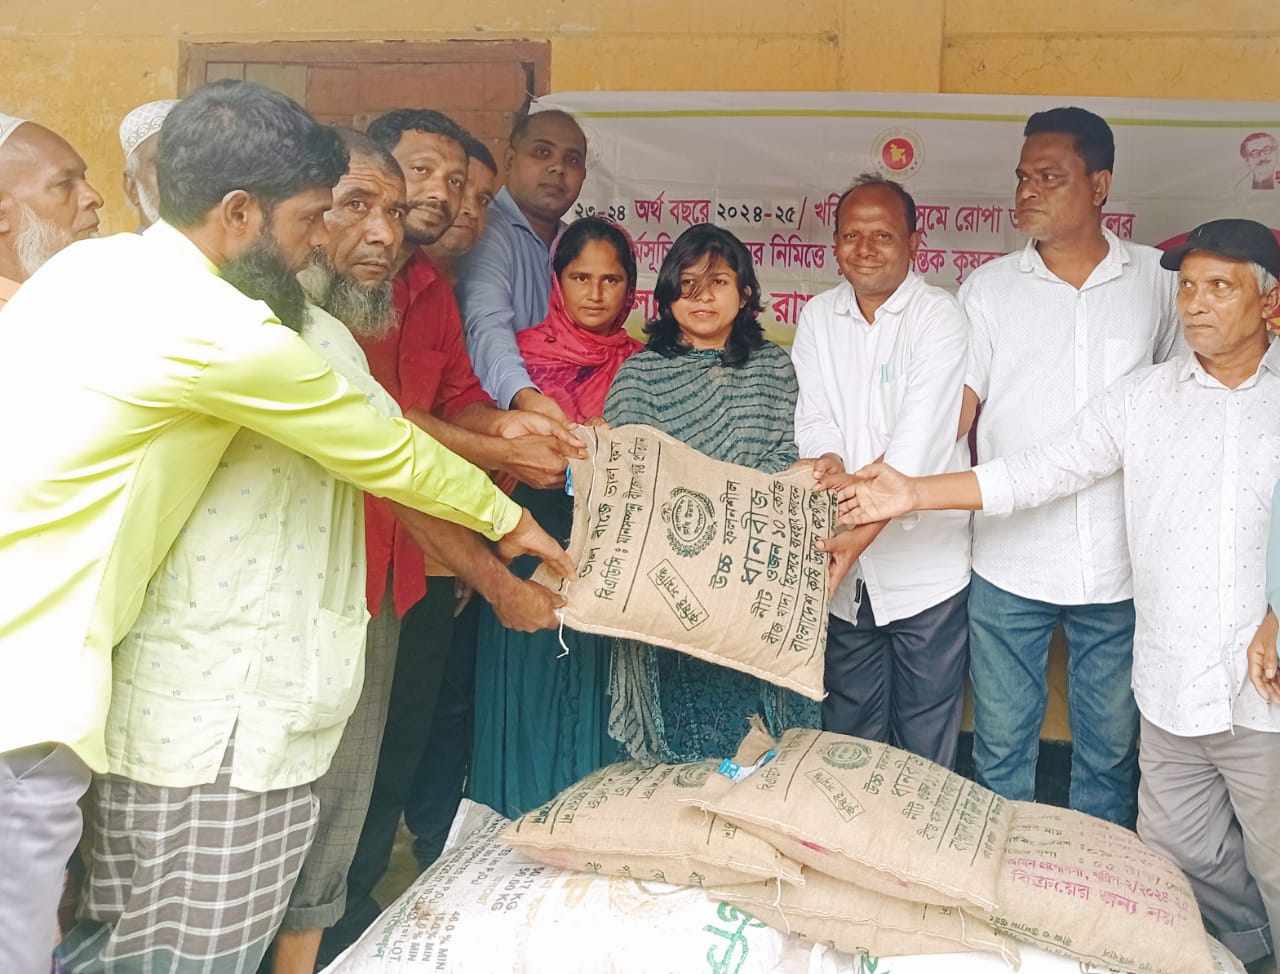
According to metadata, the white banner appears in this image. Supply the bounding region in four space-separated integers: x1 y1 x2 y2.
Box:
536 91 1280 343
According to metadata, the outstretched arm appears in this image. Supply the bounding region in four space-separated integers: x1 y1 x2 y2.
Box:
830 465 984 525
405 405 580 490
829 375 1130 529
456 228 536 409
392 504 569 633
192 321 520 540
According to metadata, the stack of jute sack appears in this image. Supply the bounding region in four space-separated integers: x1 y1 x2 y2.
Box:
328 800 1244 973
502 720 1220 974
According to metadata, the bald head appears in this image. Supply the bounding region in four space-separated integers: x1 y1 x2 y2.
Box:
0 122 102 282
504 110 587 235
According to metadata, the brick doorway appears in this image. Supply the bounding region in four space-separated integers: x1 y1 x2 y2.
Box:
179 40 550 165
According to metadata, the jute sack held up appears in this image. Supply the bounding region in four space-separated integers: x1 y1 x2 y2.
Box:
970 801 1215 974
716 870 1021 967
501 758 803 888
532 424 834 700
686 724 1014 911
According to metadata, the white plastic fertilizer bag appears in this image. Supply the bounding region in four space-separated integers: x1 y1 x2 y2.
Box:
324 801 792 973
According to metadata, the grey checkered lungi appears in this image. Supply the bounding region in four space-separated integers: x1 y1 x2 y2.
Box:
55 739 318 973
281 592 400 930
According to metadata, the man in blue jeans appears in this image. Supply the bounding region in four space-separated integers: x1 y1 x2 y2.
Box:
956 107 1181 826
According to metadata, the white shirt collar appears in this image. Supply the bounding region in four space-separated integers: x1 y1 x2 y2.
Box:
832 271 924 324
1176 337 1280 389
1017 227 1131 289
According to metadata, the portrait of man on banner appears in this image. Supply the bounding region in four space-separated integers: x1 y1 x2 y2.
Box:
1239 131 1278 190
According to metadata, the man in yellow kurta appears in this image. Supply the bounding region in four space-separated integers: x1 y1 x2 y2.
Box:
0 80 564 974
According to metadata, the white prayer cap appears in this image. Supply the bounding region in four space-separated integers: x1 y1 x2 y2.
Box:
118 99 178 161
0 112 28 150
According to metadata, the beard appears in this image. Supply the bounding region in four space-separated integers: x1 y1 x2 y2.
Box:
220 226 312 333
300 253 398 341
402 202 452 247
15 203 74 278
136 181 161 227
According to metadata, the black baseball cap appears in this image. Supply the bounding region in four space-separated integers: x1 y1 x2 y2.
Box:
1160 218 1280 278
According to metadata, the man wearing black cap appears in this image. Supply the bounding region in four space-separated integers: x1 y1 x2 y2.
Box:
824 218 1280 971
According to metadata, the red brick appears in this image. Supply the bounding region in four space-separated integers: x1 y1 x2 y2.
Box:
419 62 488 111
484 138 509 176
481 60 528 111
307 67 361 115
357 65 429 112
468 110 509 140
449 110 483 138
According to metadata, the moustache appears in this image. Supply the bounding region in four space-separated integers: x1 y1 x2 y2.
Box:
411 200 449 218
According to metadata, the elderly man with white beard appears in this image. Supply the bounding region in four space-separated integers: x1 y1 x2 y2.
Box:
0 112 102 307
118 99 178 230
271 126 570 974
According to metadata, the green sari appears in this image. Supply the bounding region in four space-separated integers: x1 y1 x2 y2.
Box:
468 484 621 819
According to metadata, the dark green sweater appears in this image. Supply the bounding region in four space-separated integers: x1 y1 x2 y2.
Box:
603 343 799 473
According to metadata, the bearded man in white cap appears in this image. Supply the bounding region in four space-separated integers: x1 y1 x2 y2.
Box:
0 113 102 307
118 99 177 229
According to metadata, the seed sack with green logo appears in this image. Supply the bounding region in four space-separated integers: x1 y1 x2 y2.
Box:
685 727 1014 912
534 423 835 700
501 758 803 888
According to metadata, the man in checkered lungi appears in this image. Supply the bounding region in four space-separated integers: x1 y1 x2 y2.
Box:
54 98 570 972
270 121 572 974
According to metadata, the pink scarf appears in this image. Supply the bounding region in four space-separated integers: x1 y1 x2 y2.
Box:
517 248 642 424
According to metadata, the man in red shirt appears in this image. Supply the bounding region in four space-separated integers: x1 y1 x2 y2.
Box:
360 109 579 624
397 134 504 874
422 135 498 284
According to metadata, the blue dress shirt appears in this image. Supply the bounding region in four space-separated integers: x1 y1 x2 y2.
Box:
456 187 555 408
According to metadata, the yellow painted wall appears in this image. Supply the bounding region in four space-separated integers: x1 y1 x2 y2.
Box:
3 0 1276 235
3 0 1276 739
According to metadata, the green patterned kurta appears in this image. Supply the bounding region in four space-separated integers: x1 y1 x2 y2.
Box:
603 343 822 763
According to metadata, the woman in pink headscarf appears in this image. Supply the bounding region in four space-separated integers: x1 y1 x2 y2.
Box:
516 216 642 423
471 216 642 818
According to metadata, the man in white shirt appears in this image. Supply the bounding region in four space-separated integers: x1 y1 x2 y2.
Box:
793 174 971 768
117 99 177 230
831 219 1280 971
958 107 1181 826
